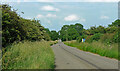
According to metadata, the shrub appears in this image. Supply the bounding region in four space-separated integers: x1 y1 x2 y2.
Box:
86 36 93 43
77 35 87 43
86 33 102 43
100 33 114 44
113 32 118 43
113 32 120 43
92 33 102 41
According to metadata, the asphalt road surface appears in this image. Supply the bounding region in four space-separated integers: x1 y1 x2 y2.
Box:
51 42 118 69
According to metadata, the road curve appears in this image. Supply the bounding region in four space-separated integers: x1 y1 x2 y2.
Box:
51 42 118 69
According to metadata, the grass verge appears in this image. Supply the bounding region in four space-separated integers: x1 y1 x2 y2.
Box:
2 41 56 69
64 40 118 60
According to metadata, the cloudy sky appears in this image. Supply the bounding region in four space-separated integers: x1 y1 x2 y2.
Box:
1 0 118 31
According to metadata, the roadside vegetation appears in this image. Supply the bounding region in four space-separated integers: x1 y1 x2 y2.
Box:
1 3 120 69
59 13 119 60
2 4 58 69
64 40 118 60
2 41 57 69
2 4 59 47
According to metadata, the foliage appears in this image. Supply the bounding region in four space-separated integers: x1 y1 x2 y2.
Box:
59 23 83 41
87 26 106 35
100 33 114 45
108 19 120 27
77 35 87 43
67 28 79 40
2 41 55 69
106 26 118 33
59 25 69 41
85 36 92 43
91 33 102 41
44 28 51 37
72 23 83 35
113 32 119 43
50 31 59 41
2 4 50 47
85 33 102 43
64 41 118 60
59 19 119 45
44 28 59 41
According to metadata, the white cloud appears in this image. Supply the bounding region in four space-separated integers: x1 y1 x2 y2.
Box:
46 14 57 18
64 14 86 22
100 15 109 19
64 14 79 21
41 5 60 11
36 14 57 18
36 14 44 18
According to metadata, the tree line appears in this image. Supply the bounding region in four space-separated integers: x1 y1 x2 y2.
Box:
59 19 120 45
2 4 120 47
2 4 59 47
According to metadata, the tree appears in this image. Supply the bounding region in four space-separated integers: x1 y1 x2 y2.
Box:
59 23 83 41
2 4 51 47
59 25 69 41
108 19 120 27
96 26 106 34
67 28 79 40
74 23 83 35
50 31 59 41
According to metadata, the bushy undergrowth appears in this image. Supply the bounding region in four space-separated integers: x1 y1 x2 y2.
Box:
64 41 118 60
85 33 102 43
100 33 112 43
2 41 55 69
113 32 119 43
78 32 119 44
77 35 87 43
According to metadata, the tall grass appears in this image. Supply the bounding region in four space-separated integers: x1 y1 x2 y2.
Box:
0 49 1 70
2 41 56 69
64 40 118 60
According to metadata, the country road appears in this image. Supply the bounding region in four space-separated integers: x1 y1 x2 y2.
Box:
51 42 118 69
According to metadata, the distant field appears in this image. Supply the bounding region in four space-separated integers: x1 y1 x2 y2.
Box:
64 40 118 60
2 41 57 69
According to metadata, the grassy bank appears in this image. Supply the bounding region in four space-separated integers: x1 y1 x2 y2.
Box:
64 40 118 60
2 41 57 69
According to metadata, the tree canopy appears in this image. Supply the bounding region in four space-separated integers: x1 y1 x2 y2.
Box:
2 4 51 47
59 23 83 41
59 19 119 44
2 4 120 47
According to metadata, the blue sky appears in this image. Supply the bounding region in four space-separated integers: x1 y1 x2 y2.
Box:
2 1 118 31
